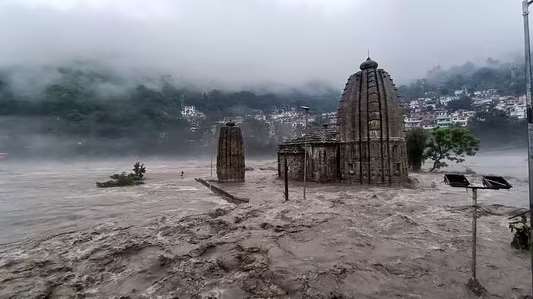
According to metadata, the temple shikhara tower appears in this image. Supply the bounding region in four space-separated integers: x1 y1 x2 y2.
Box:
217 122 245 183
278 57 408 184
337 57 408 184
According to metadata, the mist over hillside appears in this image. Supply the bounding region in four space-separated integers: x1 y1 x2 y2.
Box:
0 55 530 158
0 61 339 158
399 57 525 98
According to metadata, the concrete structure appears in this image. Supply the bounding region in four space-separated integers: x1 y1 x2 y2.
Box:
217 122 245 183
278 58 408 185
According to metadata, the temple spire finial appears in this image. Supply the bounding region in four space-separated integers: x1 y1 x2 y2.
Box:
360 56 378 70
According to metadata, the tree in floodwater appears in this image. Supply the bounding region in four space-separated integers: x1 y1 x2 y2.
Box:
133 162 146 179
406 128 428 171
97 162 147 188
424 127 479 172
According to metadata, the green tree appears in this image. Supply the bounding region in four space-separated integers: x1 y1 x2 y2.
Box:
424 127 479 172
406 128 428 171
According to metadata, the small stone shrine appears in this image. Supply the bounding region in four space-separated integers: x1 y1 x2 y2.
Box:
217 121 245 183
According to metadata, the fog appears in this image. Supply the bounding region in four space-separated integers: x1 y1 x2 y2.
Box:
0 0 524 89
0 0 527 158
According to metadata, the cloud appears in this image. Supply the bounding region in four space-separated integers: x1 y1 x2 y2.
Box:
0 0 524 89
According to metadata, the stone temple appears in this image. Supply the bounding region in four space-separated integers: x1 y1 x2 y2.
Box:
278 57 408 184
217 122 245 183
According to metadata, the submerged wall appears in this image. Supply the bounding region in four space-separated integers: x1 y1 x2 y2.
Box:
278 142 339 183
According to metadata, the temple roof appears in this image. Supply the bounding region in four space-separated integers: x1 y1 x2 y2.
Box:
281 126 337 146
337 57 405 142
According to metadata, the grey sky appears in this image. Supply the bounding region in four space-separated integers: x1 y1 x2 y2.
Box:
0 0 524 90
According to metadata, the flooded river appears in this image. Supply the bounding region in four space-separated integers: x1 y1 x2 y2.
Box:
0 159 229 243
443 148 529 209
0 152 531 298
0 150 529 244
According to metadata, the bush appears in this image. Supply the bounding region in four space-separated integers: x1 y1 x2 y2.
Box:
133 162 146 178
96 162 146 188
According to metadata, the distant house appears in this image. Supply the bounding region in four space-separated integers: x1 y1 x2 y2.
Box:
438 96 457 106
451 115 468 127
404 117 422 129
422 123 435 130
509 105 526 119
454 89 465 96
181 105 206 132
435 113 452 128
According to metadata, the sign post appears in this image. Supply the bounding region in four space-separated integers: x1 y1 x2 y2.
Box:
284 158 289 201
444 174 512 294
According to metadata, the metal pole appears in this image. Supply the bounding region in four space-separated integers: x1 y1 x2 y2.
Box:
284 158 289 201
471 188 478 281
303 110 308 200
523 1 533 294
210 124 214 178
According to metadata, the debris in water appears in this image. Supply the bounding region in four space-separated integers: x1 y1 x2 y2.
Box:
509 211 530 250
466 278 487 296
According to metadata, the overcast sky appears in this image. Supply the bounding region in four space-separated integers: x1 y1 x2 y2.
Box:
0 0 524 90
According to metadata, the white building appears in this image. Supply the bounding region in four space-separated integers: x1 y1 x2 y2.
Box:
181 105 206 120
435 113 452 128
404 117 422 129
438 96 457 106
509 105 526 119
181 105 206 132
451 115 468 127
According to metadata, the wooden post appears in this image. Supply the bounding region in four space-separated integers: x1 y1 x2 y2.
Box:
284 158 289 201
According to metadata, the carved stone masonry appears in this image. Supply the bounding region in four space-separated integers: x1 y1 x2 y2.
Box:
278 57 408 185
217 122 245 183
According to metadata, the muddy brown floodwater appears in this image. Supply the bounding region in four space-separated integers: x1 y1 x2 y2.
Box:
0 157 531 298
0 159 231 243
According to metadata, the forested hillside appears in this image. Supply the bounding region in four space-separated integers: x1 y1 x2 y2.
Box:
399 58 525 99
0 62 339 157
0 58 529 157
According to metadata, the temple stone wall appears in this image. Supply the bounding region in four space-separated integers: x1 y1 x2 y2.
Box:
277 151 305 180
338 139 407 184
217 124 245 183
278 143 339 183
306 144 339 183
